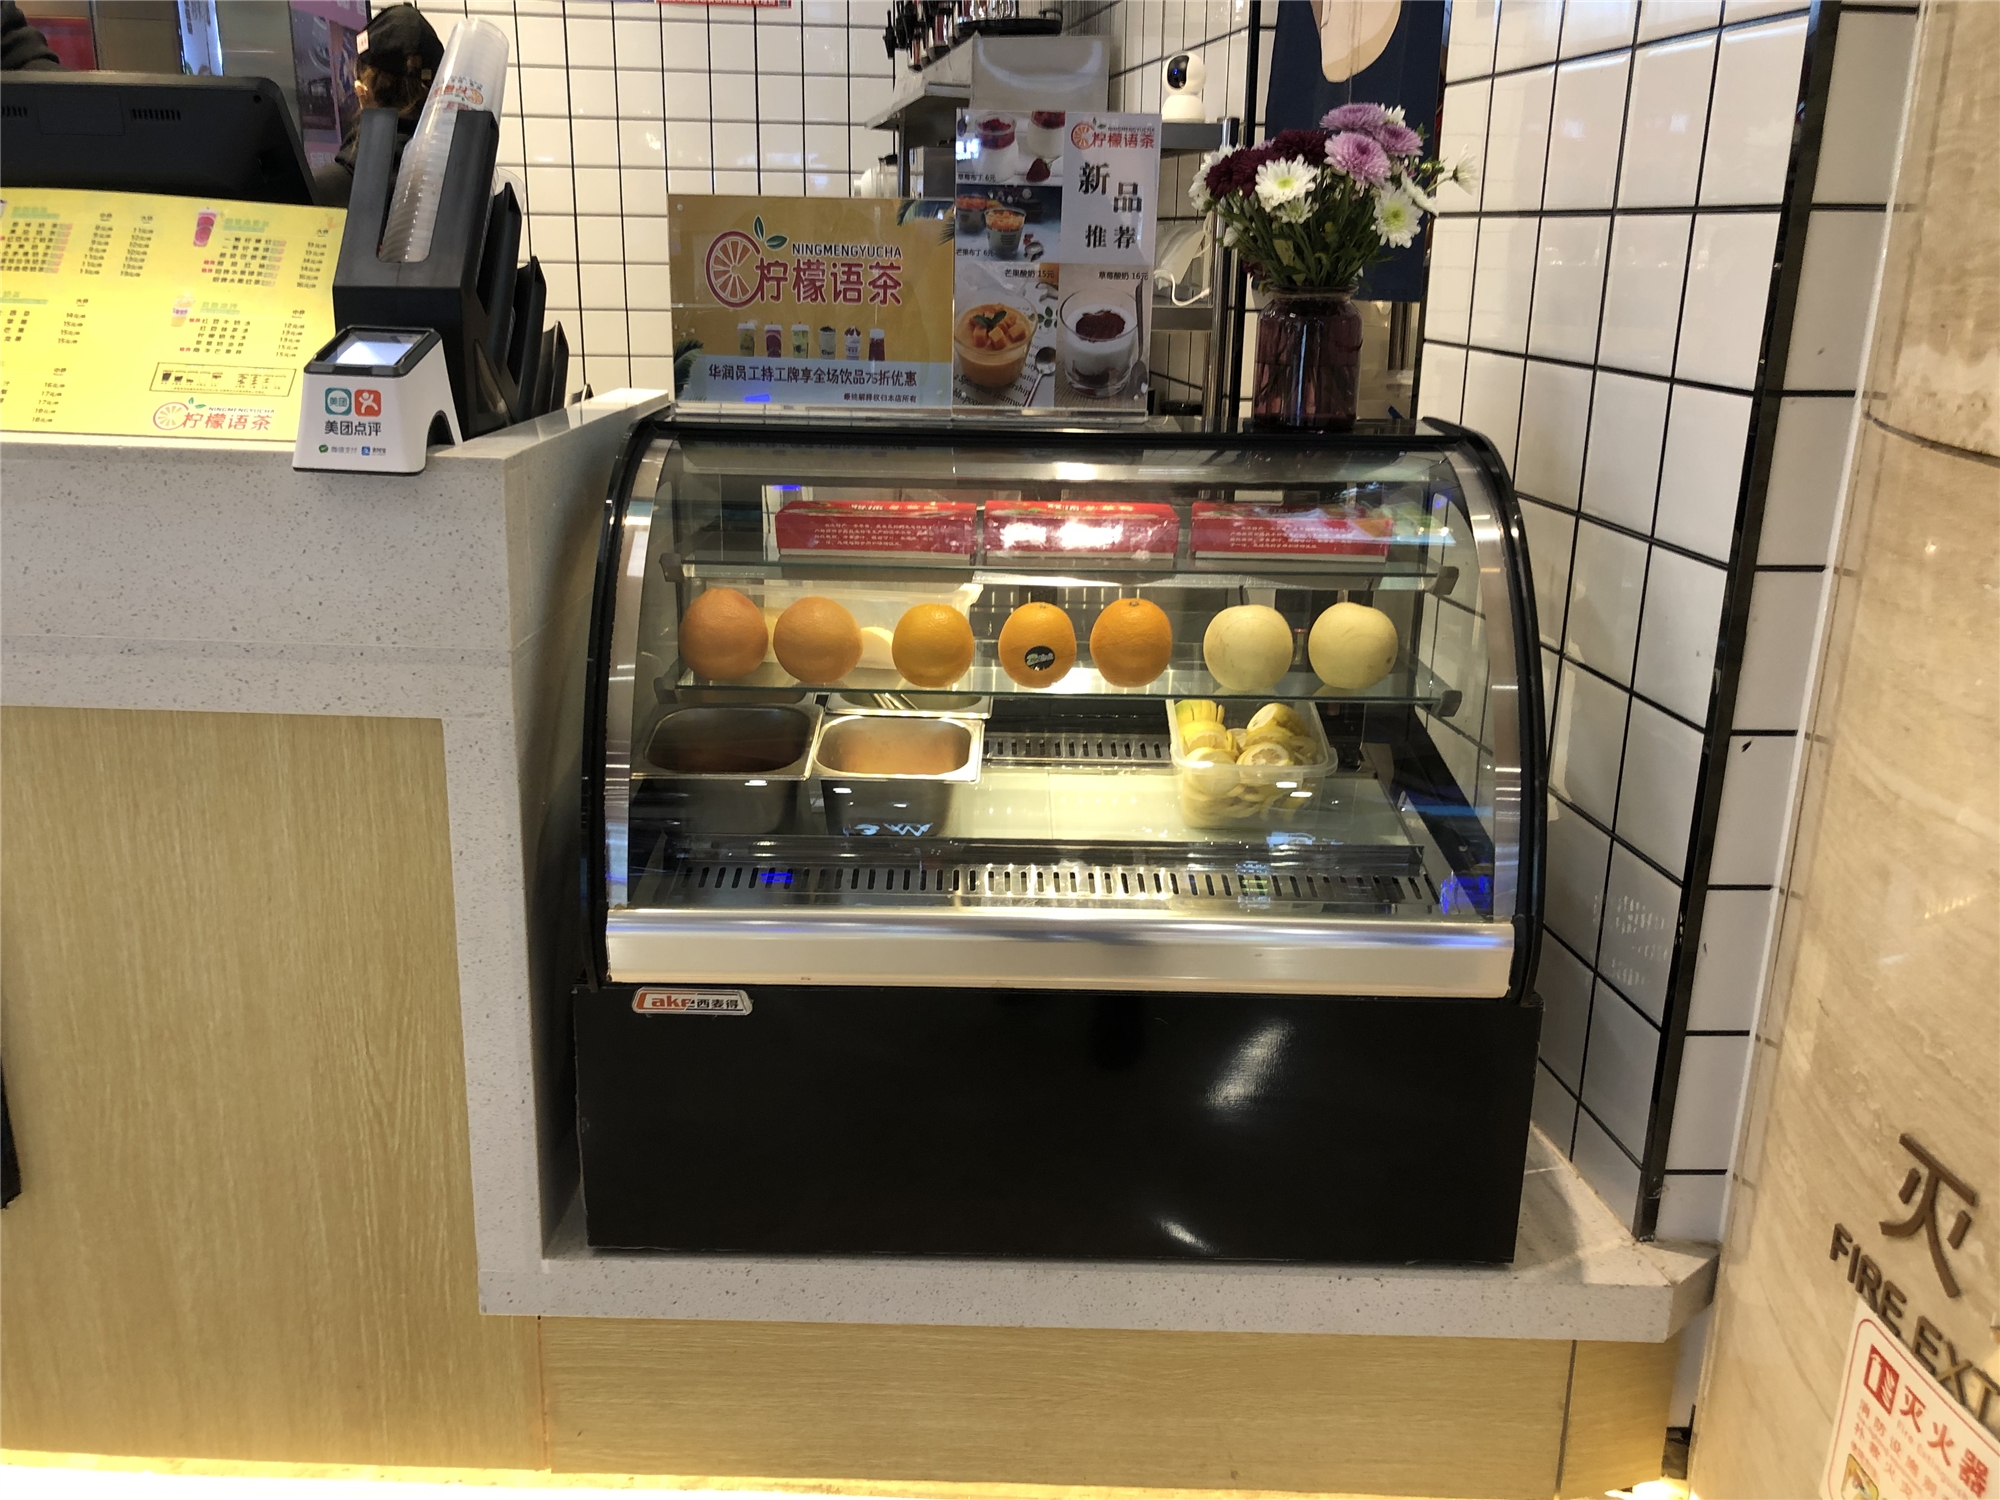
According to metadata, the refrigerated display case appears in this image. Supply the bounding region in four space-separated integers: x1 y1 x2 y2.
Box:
575 418 1545 1264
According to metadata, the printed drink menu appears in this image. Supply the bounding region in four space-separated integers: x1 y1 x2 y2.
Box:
1 188 343 442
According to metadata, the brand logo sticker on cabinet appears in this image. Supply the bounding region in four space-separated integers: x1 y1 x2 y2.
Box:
632 988 753 1016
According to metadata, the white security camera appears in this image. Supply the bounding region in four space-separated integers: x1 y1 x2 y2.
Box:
1162 51 1207 122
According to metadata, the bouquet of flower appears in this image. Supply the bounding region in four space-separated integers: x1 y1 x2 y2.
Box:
1191 104 1472 293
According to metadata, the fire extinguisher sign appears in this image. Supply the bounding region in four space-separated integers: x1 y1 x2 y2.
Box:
631 988 753 1017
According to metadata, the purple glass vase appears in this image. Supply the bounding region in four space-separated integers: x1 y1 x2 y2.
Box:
1250 287 1364 431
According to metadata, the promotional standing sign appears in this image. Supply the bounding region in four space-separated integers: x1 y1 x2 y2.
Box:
669 196 954 410
952 110 1160 412
0 188 343 443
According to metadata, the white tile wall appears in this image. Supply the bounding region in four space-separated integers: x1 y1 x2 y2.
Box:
1598 842 1681 1021
1516 360 1592 507
1618 34 1715 207
1469 218 1540 351
1533 1063 1581 1151
1536 926 1598 1087
1580 372 1668 531
1495 0 1564 72
1565 521 1649 683
1705 733 1800 884
1544 797 1612 961
1616 699 1703 871
1757 397 1853 566
413 0 897 394
1574 1104 1644 1222
1731 570 1822 731
1663 1034 1753 1169
1699 16 1806 205
1417 0 1905 1255
1686 887 1777 1031
1560 0 1638 58
1528 216 1610 362
1427 218 1480 344
1675 211 1779 387
1785 210 1890 389
1655 1171 1727 1241
1654 384 1751 560
1632 545 1725 721
1546 54 1630 210
1072 0 1265 413
1580 983 1661 1167
1462 351 1527 471
1813 11 1918 204
1599 214 1692 375
1484 67 1558 211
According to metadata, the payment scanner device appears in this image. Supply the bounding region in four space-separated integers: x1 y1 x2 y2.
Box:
293 326 462 475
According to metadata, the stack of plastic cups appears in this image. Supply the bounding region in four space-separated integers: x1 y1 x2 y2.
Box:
379 17 511 263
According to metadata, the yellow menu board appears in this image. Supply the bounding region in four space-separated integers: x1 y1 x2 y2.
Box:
1 188 344 443
669 195 955 409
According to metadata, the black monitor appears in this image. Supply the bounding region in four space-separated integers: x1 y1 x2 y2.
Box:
0 73 316 205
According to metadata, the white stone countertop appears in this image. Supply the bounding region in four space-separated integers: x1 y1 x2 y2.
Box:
489 1126 1715 1342
2 409 1715 1342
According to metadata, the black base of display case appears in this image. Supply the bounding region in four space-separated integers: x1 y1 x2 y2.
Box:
573 983 1541 1264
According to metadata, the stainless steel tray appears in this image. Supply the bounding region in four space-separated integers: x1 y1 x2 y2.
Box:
825 691 994 719
809 713 984 838
637 702 822 837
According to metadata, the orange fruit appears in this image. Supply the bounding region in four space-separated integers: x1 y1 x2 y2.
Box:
773 596 863 683
996 601 1076 688
1089 597 1174 687
679 587 768 681
892 603 976 688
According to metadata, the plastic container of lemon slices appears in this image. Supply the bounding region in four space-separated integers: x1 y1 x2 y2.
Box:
1165 698 1333 829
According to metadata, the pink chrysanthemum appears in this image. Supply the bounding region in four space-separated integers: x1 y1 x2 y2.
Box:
1379 122 1424 157
1325 130 1390 185
1321 102 1388 134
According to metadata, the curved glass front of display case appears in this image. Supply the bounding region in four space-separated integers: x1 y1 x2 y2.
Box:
586 420 1542 999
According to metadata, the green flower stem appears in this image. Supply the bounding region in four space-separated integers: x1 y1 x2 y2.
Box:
1209 153 1452 292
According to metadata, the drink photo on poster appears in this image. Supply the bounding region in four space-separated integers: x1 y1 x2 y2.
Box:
960 109 1067 189
952 258 1059 406
1055 265 1147 407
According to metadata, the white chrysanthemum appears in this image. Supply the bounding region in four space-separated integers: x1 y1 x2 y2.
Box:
1253 156 1318 211
1384 105 1407 125
1446 149 1480 192
1400 172 1439 214
1275 195 1314 225
1189 149 1221 213
1374 188 1420 248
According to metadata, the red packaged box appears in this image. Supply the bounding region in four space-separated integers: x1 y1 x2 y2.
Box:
1190 501 1392 560
983 501 1180 559
773 499 977 560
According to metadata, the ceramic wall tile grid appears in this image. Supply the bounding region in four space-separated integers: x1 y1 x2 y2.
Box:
1418 1 1914 1242
410 0 898 394
1066 0 1267 412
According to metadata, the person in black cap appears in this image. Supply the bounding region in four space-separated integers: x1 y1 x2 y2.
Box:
313 4 446 207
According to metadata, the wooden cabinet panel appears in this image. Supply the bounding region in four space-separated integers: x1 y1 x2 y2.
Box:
0 707 542 1468
540 1318 1573 1498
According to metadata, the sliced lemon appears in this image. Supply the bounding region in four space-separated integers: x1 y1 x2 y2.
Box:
1248 703 1307 737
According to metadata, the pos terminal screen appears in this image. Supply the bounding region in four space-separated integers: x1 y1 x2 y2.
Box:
331 332 423 368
